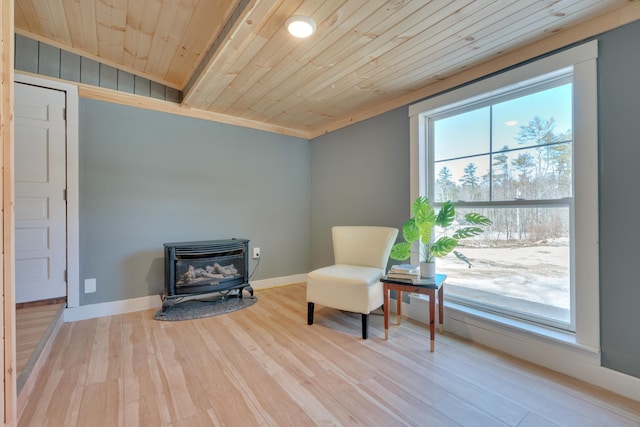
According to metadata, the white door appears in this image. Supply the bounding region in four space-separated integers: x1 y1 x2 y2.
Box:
14 83 67 303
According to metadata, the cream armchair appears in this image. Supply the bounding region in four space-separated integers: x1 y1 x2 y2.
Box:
306 226 398 339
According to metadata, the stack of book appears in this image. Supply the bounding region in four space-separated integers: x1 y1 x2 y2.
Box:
387 264 421 283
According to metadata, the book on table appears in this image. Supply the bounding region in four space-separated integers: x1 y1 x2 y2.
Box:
388 264 420 275
386 264 437 285
387 264 419 282
386 275 437 285
387 264 420 284
386 274 421 284
387 272 419 280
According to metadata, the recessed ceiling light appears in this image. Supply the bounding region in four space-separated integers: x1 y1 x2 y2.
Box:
285 16 316 38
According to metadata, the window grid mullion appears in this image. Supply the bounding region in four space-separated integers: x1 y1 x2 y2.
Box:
489 104 494 202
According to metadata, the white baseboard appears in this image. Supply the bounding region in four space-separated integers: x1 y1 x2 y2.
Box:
403 294 640 402
64 295 162 322
250 273 307 290
63 274 307 322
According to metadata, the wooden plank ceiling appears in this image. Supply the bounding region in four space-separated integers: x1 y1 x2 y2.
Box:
14 0 636 138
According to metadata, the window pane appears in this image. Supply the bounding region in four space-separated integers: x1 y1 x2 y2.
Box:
438 206 571 327
492 84 572 152
428 78 574 329
491 143 572 201
434 156 490 202
433 107 490 161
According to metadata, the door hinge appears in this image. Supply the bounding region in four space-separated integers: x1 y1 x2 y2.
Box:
64 270 67 282
63 108 67 120
63 189 67 201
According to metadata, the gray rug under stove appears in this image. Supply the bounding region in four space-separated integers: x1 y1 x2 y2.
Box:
154 294 257 321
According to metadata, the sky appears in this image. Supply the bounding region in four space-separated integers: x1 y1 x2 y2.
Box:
432 83 572 182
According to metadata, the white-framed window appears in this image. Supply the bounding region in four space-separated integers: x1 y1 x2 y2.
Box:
409 41 599 348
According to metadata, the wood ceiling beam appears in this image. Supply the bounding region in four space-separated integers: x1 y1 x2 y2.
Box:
181 0 282 108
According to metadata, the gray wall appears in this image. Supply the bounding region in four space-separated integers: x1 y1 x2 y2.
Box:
79 99 310 305
15 17 640 379
597 21 640 378
310 107 410 270
309 22 640 380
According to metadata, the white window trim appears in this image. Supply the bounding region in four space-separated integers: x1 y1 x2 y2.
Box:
409 41 599 352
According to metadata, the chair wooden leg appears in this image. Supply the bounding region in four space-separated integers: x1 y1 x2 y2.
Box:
307 302 314 325
362 313 368 339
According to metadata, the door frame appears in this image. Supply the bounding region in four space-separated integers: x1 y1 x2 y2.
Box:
14 73 79 308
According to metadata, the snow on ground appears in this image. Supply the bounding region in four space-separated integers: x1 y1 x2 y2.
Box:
436 241 570 321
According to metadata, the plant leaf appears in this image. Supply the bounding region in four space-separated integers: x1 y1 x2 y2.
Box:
413 197 436 226
436 200 455 228
464 213 492 226
411 196 428 216
452 227 484 239
390 242 412 260
453 250 472 268
402 219 420 243
417 222 433 245
431 237 457 257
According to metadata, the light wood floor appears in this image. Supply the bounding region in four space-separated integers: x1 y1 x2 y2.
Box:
16 302 65 378
18 283 640 426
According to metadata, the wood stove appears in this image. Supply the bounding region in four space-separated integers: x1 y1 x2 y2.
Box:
163 239 253 308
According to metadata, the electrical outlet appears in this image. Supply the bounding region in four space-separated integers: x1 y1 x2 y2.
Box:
85 278 96 293
252 247 261 259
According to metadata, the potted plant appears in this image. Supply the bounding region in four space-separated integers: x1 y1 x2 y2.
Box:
390 196 492 278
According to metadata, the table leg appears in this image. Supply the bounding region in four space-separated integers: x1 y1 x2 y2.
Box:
396 290 402 325
383 283 389 340
429 289 435 352
438 284 444 334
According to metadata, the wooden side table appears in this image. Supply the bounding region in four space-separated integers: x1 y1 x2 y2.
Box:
381 274 446 352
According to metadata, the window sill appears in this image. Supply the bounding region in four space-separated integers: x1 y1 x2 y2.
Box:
448 300 597 350
408 293 601 365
